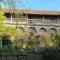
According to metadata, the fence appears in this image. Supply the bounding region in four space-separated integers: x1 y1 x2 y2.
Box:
0 52 44 60
0 48 60 60
0 48 46 60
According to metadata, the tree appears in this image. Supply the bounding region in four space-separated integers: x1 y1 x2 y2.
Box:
52 34 60 47
3 27 27 48
0 0 5 6
0 6 5 32
2 34 12 47
0 0 4 3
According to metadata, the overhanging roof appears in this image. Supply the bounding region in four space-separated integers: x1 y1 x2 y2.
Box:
5 9 60 15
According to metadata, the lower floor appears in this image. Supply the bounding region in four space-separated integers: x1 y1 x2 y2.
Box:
4 24 60 36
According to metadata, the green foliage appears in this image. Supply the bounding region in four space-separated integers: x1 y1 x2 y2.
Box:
1 34 12 48
27 36 36 48
51 34 60 47
0 6 5 20
3 27 27 48
53 34 60 41
0 7 5 31
26 32 39 48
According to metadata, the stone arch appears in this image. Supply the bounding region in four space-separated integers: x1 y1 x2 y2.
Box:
29 27 36 32
40 28 47 32
18 27 25 32
28 27 36 36
49 28 57 35
40 28 48 36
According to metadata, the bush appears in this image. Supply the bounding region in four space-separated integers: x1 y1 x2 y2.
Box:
43 47 60 60
51 34 60 47
1 34 12 48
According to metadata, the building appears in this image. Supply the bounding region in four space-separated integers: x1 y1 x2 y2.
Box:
3 9 60 36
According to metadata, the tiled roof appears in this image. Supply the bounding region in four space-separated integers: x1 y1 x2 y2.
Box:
5 9 60 15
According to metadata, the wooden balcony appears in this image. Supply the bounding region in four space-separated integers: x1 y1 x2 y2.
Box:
28 19 60 26
3 18 60 26
3 18 27 25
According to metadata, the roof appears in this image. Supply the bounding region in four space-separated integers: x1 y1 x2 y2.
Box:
5 9 60 15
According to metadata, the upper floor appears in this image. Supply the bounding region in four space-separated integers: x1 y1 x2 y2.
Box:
3 9 60 25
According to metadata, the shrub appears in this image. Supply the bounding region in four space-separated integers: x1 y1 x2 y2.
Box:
1 34 12 48
51 34 60 47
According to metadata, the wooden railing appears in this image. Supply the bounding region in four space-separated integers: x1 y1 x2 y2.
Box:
28 19 60 25
3 18 27 25
3 18 60 25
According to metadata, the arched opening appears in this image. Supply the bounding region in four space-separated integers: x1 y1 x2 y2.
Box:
40 28 48 35
40 28 47 31
40 28 49 39
28 27 36 36
49 28 57 36
18 27 25 32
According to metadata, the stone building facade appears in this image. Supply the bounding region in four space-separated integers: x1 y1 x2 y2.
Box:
4 9 60 36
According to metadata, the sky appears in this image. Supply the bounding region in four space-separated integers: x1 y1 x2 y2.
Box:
1 0 60 11
18 0 60 11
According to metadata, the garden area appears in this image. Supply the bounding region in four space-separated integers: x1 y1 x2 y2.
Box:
0 0 60 58
0 7 60 60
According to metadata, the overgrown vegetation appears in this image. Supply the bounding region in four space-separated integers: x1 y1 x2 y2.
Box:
0 5 60 50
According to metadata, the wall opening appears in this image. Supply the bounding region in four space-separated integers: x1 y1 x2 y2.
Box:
28 27 36 36
49 28 57 36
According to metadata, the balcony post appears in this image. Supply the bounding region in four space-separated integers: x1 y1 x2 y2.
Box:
26 14 28 23
11 14 13 21
42 16 44 23
26 14 29 37
58 16 59 24
43 16 44 20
